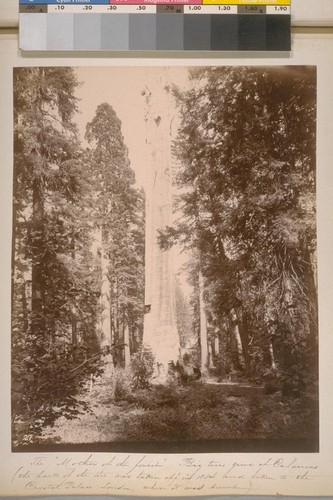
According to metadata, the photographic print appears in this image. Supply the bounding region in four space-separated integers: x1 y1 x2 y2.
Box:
11 65 318 453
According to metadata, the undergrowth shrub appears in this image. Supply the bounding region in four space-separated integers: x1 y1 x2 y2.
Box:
121 386 249 442
123 406 192 441
112 367 132 400
130 344 155 389
12 342 103 447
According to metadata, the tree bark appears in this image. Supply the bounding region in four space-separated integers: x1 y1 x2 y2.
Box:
21 280 29 335
302 244 319 365
100 229 112 348
31 176 45 350
232 307 252 376
269 341 276 370
199 270 209 375
71 237 78 345
124 323 131 367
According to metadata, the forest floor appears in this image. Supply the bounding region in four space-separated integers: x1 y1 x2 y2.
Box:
38 374 319 447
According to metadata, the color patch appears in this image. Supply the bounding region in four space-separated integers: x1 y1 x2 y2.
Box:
211 14 238 50
101 14 129 50
184 14 211 50
47 13 74 50
129 14 156 50
20 13 47 50
266 14 291 51
73 13 101 50
156 13 184 50
238 14 266 50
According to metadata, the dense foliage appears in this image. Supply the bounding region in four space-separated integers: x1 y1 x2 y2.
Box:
12 68 145 446
162 66 318 396
130 344 155 389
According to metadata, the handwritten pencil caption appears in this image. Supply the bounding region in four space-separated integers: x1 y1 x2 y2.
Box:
12 454 322 495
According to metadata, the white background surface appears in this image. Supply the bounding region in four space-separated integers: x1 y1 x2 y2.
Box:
0 33 333 497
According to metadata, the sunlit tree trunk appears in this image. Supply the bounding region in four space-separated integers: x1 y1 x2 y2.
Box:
230 310 244 369
124 323 131 367
230 308 253 375
213 331 220 363
70 237 78 346
269 341 276 369
142 71 180 378
100 230 112 348
199 270 209 375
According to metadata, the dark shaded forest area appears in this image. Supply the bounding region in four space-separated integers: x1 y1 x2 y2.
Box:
12 66 318 451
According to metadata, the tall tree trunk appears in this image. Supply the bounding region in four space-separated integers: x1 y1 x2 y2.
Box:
199 270 209 375
71 306 78 346
71 237 78 345
230 310 244 369
302 244 318 368
142 72 180 376
232 307 252 376
269 342 276 369
100 230 112 348
109 272 113 347
124 322 131 367
21 280 29 335
208 341 214 368
31 176 45 353
214 331 220 358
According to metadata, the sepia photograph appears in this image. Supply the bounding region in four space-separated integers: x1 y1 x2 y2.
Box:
11 65 318 454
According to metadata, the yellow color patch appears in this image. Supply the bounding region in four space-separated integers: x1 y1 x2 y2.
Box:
202 0 290 5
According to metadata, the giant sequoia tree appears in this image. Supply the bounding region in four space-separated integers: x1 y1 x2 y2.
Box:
164 66 317 394
85 103 145 366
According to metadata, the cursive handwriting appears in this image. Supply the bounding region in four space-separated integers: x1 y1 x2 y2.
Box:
10 454 325 496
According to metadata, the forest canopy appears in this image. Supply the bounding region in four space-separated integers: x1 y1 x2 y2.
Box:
163 66 317 395
12 67 145 445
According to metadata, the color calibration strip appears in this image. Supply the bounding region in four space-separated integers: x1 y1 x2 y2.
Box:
19 0 291 51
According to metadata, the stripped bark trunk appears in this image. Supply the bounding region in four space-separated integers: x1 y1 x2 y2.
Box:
31 176 45 352
142 71 180 377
